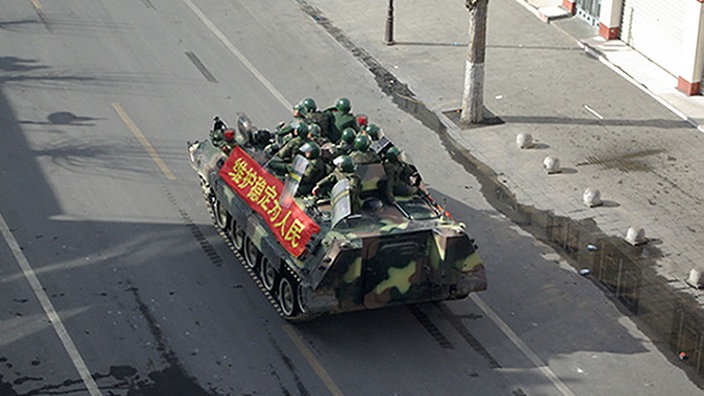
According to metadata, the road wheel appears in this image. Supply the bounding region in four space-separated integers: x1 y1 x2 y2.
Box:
296 283 307 314
279 276 298 317
244 237 259 270
213 197 229 230
260 257 277 292
229 218 244 252
199 177 209 196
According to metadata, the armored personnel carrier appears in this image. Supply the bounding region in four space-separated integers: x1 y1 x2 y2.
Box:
188 113 486 321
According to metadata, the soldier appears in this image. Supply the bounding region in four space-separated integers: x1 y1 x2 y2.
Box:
382 146 419 204
328 97 357 143
296 142 326 196
276 123 309 161
303 97 333 138
292 102 306 119
276 103 307 141
213 116 226 131
268 123 310 174
307 123 330 147
313 155 362 213
301 97 317 114
210 116 227 147
335 128 357 156
349 134 381 165
364 124 382 141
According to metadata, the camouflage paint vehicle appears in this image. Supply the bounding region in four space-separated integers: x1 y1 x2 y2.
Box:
188 115 486 321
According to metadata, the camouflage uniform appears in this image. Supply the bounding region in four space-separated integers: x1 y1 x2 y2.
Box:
330 111 357 143
327 98 358 144
315 168 362 213
297 157 326 196
332 141 354 157
305 110 332 138
276 135 306 161
349 133 380 165
268 135 309 175
383 158 418 203
350 149 380 165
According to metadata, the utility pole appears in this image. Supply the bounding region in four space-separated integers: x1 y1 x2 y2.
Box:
460 0 489 124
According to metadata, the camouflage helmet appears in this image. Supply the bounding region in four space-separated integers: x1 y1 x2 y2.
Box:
337 155 355 172
336 97 351 113
353 133 371 152
386 146 401 162
295 122 309 136
365 124 380 140
308 123 322 138
341 127 356 144
299 141 320 159
302 97 317 113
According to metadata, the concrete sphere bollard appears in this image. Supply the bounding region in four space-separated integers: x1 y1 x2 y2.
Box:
687 268 704 289
583 188 603 207
625 226 646 246
543 156 560 174
516 133 534 149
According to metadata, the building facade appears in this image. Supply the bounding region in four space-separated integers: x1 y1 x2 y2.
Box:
562 0 704 96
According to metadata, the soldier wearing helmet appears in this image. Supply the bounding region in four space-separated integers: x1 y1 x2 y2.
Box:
293 103 307 119
364 124 382 141
296 142 326 196
327 97 358 144
301 98 317 113
276 122 309 161
213 116 226 132
269 102 308 155
383 146 419 204
210 116 227 147
313 155 361 213
349 133 381 165
302 97 333 138
307 123 330 147
279 102 307 133
334 127 357 156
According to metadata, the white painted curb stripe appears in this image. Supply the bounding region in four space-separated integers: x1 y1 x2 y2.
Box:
0 212 102 396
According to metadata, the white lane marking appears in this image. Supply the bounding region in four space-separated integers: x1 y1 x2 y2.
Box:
470 294 576 396
185 3 573 393
583 104 604 120
182 0 292 111
0 212 102 396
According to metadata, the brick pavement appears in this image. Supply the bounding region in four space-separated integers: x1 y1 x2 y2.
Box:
301 0 704 302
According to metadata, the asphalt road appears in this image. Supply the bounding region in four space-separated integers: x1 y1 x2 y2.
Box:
0 0 701 395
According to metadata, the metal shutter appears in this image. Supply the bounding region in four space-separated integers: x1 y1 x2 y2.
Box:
620 0 686 76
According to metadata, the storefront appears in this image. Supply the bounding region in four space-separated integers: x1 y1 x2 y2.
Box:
620 0 687 79
564 0 704 95
575 0 601 26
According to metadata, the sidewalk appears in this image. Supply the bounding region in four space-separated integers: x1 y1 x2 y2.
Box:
522 0 704 130
304 0 704 293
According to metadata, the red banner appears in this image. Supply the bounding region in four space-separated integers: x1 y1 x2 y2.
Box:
218 146 320 257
